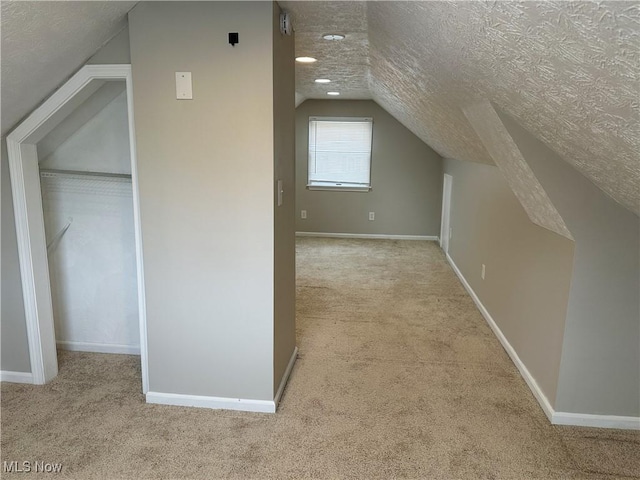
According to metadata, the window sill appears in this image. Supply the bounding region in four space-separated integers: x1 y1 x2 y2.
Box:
307 184 371 192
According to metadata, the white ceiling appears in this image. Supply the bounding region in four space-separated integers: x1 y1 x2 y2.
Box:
280 1 370 100
2 1 637 216
283 1 639 216
1 0 136 137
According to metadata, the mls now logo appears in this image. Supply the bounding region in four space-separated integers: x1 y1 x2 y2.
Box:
3 461 63 473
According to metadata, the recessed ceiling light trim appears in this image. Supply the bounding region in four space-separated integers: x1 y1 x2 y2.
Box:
327 92 340 96
315 79 331 84
322 34 345 41
295 56 317 63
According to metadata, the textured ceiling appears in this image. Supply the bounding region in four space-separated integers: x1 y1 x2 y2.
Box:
284 1 639 216
464 100 573 239
280 0 370 100
2 1 637 216
1 0 136 137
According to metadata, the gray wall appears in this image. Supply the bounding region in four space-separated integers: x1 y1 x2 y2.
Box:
39 85 130 173
129 1 281 401
498 110 640 416
444 158 575 408
272 2 297 393
296 100 442 236
87 26 130 65
1 141 31 373
0 23 132 375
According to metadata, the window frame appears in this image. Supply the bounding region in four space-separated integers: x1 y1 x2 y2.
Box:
306 116 373 192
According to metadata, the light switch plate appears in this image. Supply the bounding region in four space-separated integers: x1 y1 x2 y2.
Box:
176 72 193 100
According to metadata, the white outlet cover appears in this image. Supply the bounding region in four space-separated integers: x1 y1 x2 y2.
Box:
175 72 193 100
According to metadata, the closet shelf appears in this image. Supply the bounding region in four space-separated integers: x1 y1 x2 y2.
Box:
40 168 132 180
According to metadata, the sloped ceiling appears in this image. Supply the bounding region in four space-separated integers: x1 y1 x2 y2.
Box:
2 1 637 215
464 100 573 239
1 0 136 137
284 1 639 216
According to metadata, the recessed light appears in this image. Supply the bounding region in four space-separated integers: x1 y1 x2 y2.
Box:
327 91 340 96
322 34 345 41
315 79 331 84
295 56 317 63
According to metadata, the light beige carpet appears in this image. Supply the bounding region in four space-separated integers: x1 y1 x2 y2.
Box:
1 238 638 479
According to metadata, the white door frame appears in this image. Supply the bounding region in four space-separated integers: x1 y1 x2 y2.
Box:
440 173 453 253
6 64 149 392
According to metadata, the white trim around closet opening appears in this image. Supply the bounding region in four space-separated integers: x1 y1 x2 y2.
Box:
6 65 149 393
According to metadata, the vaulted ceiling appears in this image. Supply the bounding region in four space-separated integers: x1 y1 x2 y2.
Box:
1 0 136 137
283 1 639 216
2 1 638 216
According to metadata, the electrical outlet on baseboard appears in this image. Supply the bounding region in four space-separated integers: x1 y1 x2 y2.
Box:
481 264 486 280
301 210 307 219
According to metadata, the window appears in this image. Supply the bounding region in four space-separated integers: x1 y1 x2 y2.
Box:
307 116 373 191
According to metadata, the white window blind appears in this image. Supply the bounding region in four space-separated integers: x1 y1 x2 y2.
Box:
308 117 373 191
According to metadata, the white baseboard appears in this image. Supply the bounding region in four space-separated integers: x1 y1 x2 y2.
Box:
552 412 640 430
146 391 276 413
296 232 438 241
446 252 640 430
0 370 34 384
57 341 140 355
445 252 555 422
146 347 298 414
274 346 298 408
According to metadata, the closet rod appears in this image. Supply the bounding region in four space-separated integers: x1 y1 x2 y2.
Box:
40 168 132 179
